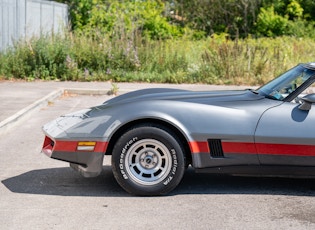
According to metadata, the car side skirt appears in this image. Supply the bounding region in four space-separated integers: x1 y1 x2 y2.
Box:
195 165 315 177
189 141 315 168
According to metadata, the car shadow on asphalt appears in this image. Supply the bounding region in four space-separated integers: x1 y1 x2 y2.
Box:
2 167 315 197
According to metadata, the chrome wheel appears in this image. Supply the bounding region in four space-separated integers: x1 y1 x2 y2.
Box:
112 124 186 195
125 139 172 185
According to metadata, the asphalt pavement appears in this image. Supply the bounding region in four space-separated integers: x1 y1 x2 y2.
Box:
1 81 315 229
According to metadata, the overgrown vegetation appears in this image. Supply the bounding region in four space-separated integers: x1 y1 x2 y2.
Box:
2 33 315 85
1 0 315 85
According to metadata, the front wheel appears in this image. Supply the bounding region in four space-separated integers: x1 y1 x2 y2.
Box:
111 124 186 196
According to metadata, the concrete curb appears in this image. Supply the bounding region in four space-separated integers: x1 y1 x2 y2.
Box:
64 88 110 95
0 89 64 135
0 88 112 135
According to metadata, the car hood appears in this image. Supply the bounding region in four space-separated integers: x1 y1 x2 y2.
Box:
100 88 264 108
44 88 273 140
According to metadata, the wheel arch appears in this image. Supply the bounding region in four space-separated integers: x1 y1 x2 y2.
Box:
105 118 192 165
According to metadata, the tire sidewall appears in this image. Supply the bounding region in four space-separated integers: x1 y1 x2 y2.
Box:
112 126 185 196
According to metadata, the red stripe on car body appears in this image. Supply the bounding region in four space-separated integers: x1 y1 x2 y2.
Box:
188 141 256 154
256 143 315 156
189 141 315 157
46 137 108 153
222 142 257 154
46 137 315 157
189 141 210 153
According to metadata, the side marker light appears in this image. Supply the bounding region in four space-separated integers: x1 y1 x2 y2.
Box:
77 142 96 151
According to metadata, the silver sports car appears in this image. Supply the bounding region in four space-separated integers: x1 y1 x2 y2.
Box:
42 63 315 195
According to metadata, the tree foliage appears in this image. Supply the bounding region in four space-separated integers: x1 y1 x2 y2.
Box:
54 0 315 39
167 0 262 38
58 0 183 39
255 6 291 37
168 0 315 38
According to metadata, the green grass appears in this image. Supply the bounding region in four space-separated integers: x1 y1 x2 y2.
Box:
1 33 315 85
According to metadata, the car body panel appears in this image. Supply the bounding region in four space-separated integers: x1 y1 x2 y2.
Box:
42 89 282 175
255 102 315 166
41 63 315 179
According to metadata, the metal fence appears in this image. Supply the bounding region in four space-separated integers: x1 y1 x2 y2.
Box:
0 0 68 51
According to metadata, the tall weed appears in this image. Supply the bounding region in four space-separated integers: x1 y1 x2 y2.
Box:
199 36 315 85
1 33 315 85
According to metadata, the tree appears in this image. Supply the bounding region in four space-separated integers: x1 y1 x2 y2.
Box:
166 0 263 38
255 6 291 37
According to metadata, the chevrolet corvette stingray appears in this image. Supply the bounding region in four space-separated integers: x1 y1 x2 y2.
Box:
42 63 315 195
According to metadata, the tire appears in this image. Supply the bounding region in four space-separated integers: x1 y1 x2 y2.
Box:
111 124 186 196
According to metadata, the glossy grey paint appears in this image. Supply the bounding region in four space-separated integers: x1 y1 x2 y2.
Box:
43 89 284 175
42 63 315 179
86 89 281 144
256 102 315 166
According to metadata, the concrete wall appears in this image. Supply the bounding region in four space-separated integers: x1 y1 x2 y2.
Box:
0 0 68 51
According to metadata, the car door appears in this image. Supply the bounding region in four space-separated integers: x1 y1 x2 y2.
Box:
255 99 315 166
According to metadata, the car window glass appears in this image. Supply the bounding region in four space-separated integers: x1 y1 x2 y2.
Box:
271 69 313 100
279 70 312 94
258 65 315 101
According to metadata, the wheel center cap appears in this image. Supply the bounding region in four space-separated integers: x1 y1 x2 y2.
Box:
145 157 152 164
140 152 157 169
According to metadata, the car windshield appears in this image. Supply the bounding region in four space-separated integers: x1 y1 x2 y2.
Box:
257 64 315 101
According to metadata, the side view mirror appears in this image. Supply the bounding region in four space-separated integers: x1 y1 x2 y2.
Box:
298 94 315 111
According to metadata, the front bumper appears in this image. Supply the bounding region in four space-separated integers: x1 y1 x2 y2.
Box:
42 135 108 177
41 111 109 177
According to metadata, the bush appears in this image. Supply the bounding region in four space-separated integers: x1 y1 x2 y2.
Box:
255 6 291 37
72 0 183 40
2 31 315 85
0 35 79 81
